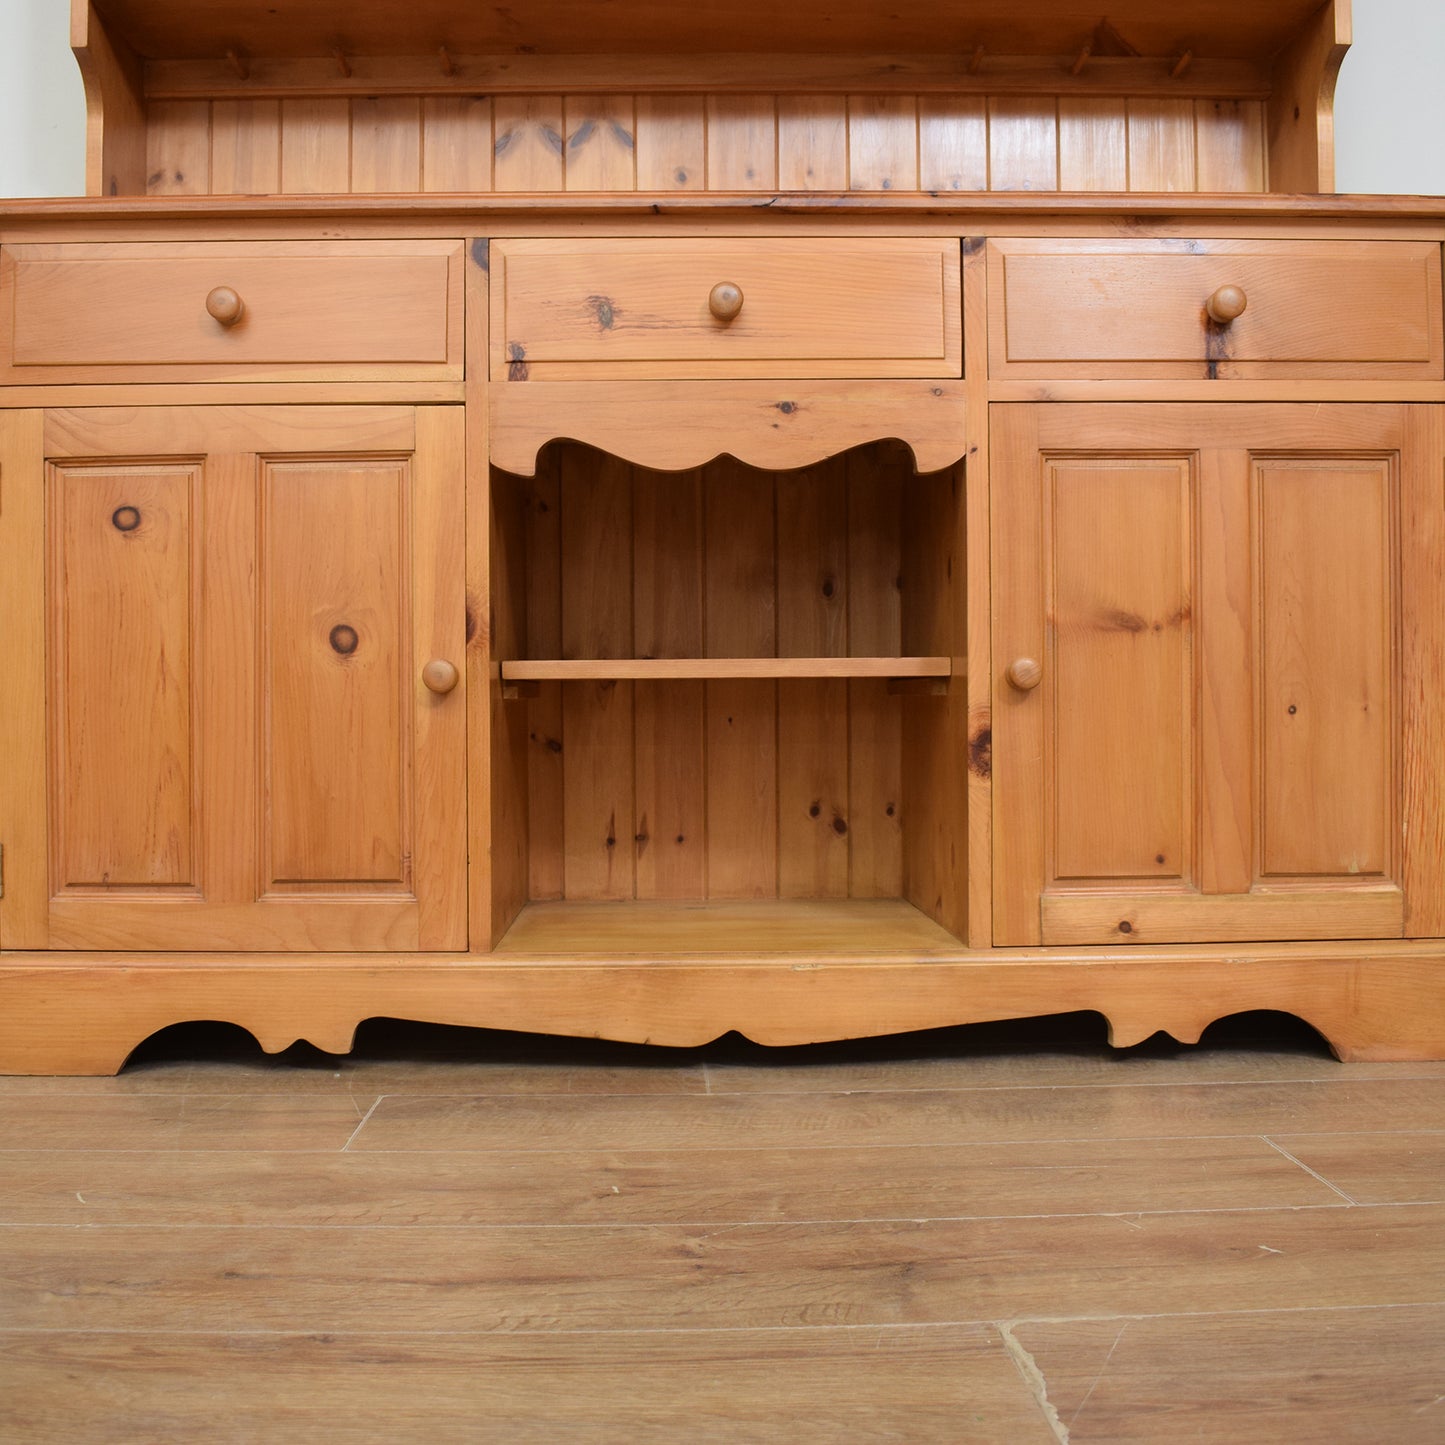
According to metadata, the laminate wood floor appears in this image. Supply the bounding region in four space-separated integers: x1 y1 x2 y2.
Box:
2 1012 1443 1443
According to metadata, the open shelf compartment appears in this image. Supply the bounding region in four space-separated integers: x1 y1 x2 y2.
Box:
487 439 970 953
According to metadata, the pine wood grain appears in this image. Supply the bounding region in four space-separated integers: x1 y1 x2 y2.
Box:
777 97 847 191
1015 1305 1445 1443
1 239 466 384
7 1204 1445 1333
706 95 776 190
0 411 47 949
988 98 1058 192
632 467 706 899
564 95 637 191
1058 98 1127 190
350 96 422 192
492 95 565 192
0 1136 1341 1228
1126 98 1197 191
987 239 1444 382
633 95 705 191
351 1077 1445 1153
848 95 918 192
519 452 565 902
489 380 969 478
144 100 211 196
78 1 1338 71
704 460 777 899
278 97 350 193
210 99 281 195
560 449 635 901
421 96 492 192
49 461 198 891
0 1326 1054 1445
1269 1132 1445 1205
0 1093 365 1152
918 98 988 192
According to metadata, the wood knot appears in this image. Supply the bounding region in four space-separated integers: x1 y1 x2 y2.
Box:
329 624 360 656
967 726 992 779
111 505 141 533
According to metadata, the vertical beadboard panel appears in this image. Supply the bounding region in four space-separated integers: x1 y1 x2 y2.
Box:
919 98 987 191
493 96 565 191
847 95 918 191
524 453 565 902
560 450 635 902
1128 98 1198 191
143 87 1264 197
280 98 351 193
707 95 778 189
211 99 280 195
1058 98 1128 191
704 459 778 899
988 98 1059 191
635 95 707 189
351 97 422 192
777 461 850 898
846 445 904 899
564 95 638 191
633 467 707 899
422 96 493 191
777 96 847 190
145 101 211 195
1196 99 1267 192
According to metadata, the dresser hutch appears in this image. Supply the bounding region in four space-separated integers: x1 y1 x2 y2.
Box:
2 0 1443 1071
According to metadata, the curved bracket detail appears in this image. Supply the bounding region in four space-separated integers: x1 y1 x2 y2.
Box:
489 378 969 476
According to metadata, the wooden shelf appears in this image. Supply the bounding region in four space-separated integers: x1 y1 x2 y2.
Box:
92 1 1327 64
500 656 952 682
495 899 964 957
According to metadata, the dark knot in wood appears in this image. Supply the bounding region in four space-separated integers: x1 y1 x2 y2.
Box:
329 624 360 656
111 505 141 533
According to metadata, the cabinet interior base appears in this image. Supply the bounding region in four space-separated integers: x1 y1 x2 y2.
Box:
2 945 1443 1074
494 898 964 955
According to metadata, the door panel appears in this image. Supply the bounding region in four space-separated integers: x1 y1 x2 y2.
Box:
1049 457 1193 883
262 459 409 891
49 463 199 892
994 403 1419 947
19 406 467 952
1256 458 1394 879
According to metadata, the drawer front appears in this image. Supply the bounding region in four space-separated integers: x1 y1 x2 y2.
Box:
492 239 962 380
0 241 463 382
989 239 1444 380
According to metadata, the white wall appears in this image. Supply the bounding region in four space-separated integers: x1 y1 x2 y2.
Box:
1335 0 1445 194
1 0 1442 198
0 0 86 197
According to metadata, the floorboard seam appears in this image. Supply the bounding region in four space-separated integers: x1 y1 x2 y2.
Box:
998 1321 1070 1442
1261 1135 1361 1204
339 1097 385 1152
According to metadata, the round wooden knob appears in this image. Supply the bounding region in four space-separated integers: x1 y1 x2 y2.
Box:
421 659 459 695
708 281 744 322
205 286 245 327
1205 285 1248 324
1006 657 1043 691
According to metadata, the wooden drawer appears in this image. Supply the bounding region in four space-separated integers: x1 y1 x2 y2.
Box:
988 239 1444 380
491 239 962 380
0 241 464 382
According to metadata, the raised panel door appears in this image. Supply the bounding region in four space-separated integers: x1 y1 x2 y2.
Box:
1 405 466 951
993 403 1440 947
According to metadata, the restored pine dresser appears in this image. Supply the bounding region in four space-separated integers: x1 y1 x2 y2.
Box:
3 0 1444 1070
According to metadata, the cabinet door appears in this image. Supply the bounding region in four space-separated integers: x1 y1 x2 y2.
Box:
992 403 1444 946
0 406 466 951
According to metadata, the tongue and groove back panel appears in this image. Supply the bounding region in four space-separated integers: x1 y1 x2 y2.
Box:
143 94 1269 197
491 442 967 938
